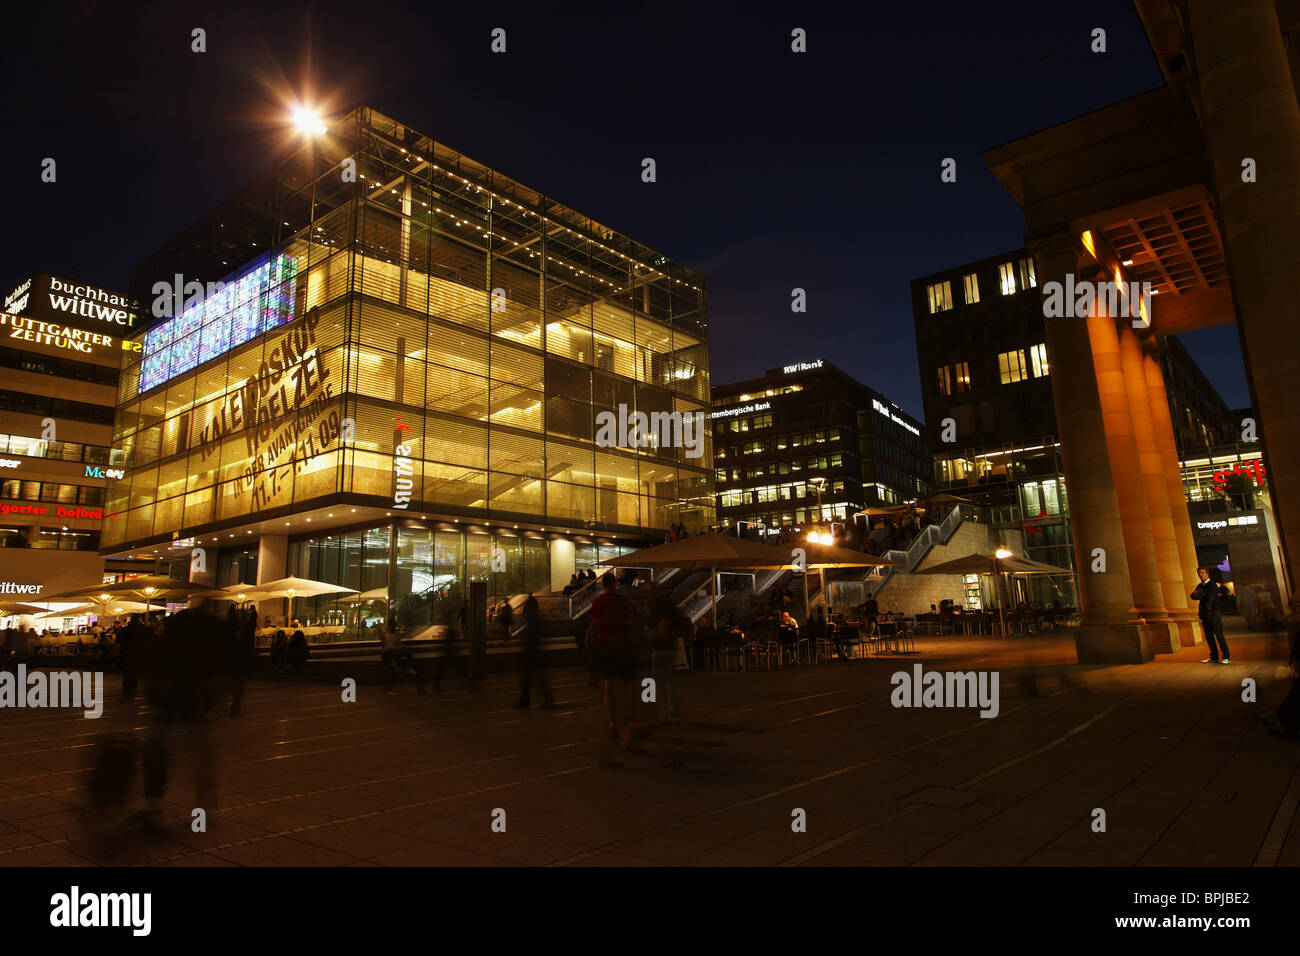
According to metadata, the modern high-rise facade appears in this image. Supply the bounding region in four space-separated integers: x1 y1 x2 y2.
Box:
912 248 1235 608
102 105 712 624
711 359 931 535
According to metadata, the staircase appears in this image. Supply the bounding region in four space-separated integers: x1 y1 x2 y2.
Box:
863 504 980 596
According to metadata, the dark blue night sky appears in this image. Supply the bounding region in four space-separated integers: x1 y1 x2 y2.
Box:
0 0 1250 419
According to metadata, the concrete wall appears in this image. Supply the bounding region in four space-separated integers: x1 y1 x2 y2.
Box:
870 519 1005 615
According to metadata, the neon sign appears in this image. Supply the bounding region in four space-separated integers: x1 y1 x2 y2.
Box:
1212 461 1265 490
139 253 298 393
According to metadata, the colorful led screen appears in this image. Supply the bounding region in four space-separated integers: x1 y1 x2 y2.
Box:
138 253 299 393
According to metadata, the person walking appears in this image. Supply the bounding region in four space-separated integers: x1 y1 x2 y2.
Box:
645 584 683 729
591 572 642 767
117 613 147 699
380 617 411 694
138 599 223 829
1192 566 1232 664
224 604 254 716
512 594 554 709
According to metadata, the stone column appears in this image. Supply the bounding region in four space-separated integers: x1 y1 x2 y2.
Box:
1120 328 1189 651
1028 231 1151 663
1189 0 1300 623
1088 309 1174 652
256 533 288 625
1143 342 1205 645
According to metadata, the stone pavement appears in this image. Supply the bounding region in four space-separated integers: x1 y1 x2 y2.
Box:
0 622 1296 866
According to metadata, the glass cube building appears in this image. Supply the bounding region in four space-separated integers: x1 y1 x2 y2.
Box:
103 106 712 621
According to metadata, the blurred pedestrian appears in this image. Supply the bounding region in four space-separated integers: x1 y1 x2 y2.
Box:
513 594 554 709
138 598 223 828
591 572 641 767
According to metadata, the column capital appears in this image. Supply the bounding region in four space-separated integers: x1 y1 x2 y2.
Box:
1025 228 1079 262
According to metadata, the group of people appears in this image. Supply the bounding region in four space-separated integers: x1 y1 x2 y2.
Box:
561 568 599 596
663 523 692 544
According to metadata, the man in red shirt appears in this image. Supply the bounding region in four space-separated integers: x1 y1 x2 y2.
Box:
590 572 643 766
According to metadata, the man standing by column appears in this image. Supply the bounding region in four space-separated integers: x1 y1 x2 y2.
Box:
1192 567 1232 664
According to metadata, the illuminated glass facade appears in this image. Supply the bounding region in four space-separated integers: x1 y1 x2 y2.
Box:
104 106 711 605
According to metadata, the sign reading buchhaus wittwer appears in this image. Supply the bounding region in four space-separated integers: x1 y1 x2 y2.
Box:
104 106 712 625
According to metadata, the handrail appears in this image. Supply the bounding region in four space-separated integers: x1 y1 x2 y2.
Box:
865 504 978 594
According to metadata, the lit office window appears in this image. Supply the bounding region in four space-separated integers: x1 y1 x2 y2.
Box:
998 262 1016 296
955 361 970 391
998 349 1028 384
1018 257 1037 290
937 365 953 397
962 273 980 305
926 280 953 314
1029 343 1049 378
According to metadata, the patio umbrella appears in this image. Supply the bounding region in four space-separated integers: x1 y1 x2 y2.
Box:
239 576 359 622
0 600 48 617
193 582 260 602
917 550 1069 636
604 534 793 627
36 600 150 620
46 575 209 615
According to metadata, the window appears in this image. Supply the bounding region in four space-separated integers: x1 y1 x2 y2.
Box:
998 263 1017 296
1029 343 1049 378
1018 257 1037 290
926 280 953 314
937 362 970 396
962 273 980 305
998 349 1028 384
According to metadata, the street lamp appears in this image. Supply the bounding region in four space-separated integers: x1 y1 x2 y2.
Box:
290 105 327 136
994 548 1013 638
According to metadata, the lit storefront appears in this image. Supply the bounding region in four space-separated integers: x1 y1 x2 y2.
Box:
1181 445 1288 626
0 274 148 624
103 106 712 623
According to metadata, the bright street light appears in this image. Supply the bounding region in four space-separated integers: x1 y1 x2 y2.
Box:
995 548 1013 559
290 105 326 135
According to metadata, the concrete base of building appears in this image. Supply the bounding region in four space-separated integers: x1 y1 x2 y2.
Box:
1142 616 1181 654
1074 622 1154 665
1170 613 1203 649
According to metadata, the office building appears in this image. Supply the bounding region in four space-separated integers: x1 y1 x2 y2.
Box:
0 274 146 617
912 248 1236 607
711 359 931 535
103 105 712 625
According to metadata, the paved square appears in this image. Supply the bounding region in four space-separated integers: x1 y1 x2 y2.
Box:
1 625 1297 866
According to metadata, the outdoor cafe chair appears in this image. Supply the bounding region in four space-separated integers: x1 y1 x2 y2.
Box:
721 631 747 671
835 624 862 660
745 628 779 670
777 626 807 665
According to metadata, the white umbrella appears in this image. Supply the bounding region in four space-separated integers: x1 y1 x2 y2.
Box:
241 576 359 622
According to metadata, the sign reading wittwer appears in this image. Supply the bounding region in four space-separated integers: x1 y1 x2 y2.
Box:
5 274 136 329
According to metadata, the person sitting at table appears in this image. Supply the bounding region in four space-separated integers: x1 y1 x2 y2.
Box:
270 630 289 668
287 629 310 668
779 610 798 629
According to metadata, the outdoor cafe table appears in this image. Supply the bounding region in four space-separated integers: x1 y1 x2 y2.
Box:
254 625 347 647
